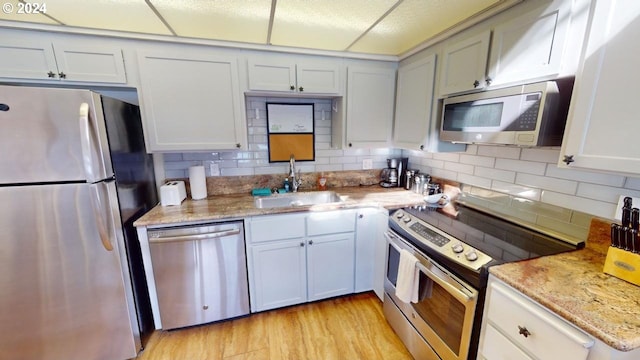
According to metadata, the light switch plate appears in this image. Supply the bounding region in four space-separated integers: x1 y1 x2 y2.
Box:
614 195 640 221
362 159 373 170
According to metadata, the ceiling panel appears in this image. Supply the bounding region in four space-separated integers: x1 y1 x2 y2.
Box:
349 0 503 55
0 1 59 25
270 0 398 51
150 0 272 43
18 0 172 35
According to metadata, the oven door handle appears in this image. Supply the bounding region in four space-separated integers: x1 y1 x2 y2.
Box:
386 231 475 303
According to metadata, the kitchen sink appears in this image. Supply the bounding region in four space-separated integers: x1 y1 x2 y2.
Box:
254 191 344 208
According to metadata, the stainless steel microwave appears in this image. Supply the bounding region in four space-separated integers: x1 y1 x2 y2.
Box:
440 80 572 146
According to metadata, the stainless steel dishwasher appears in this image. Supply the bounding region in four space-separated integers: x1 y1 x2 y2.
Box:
147 221 249 330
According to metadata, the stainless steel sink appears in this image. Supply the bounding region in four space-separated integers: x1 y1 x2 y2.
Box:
254 191 343 208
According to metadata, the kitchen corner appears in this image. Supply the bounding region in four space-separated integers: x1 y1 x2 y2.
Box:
489 217 640 354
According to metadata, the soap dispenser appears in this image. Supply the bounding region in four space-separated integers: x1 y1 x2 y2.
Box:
284 178 290 192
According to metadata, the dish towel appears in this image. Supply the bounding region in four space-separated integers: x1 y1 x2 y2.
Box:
395 249 420 303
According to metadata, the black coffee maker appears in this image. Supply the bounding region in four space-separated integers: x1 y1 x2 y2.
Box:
380 157 408 188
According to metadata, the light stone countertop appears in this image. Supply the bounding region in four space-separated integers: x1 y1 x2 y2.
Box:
133 186 426 227
490 218 640 352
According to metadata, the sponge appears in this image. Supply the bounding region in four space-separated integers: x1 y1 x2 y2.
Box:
251 188 272 196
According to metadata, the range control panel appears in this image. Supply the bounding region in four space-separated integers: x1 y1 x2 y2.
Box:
390 210 492 271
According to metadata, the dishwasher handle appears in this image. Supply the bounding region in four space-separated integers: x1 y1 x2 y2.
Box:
148 228 241 243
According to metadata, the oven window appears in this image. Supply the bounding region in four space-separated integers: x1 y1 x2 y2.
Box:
413 271 464 356
387 243 399 286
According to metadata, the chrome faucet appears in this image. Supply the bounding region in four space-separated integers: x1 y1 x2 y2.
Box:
289 154 302 192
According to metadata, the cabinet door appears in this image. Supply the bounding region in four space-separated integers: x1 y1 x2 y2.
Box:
559 0 640 174
439 31 491 95
488 0 571 87
52 44 127 84
137 51 246 151
354 207 388 299
247 58 297 92
296 63 340 94
0 33 58 80
393 54 437 151
250 240 307 312
345 66 396 148
307 233 355 301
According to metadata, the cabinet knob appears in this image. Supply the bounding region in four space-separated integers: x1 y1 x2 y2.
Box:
348 143 352 147
299 86 304 92
359 214 364 219
236 143 241 148
300 242 305 247
203 305 209 310
47 71 56 78
290 85 295 91
308 240 314 245
58 72 66 79
473 80 480 88
562 155 575 165
485 77 492 86
419 145 424 150
518 325 531 338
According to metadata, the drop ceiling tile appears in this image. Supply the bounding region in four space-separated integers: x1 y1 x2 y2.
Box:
28 0 172 35
0 1 59 25
349 0 502 55
150 0 272 43
270 0 398 51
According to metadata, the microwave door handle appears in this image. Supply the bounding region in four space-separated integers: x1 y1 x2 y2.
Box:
415 261 474 303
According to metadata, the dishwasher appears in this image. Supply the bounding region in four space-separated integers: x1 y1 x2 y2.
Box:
147 221 249 330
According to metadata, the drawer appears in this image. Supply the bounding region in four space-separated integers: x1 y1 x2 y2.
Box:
486 279 593 360
248 213 306 243
307 209 356 236
480 323 532 360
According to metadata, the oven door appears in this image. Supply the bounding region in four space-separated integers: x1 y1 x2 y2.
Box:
384 230 478 360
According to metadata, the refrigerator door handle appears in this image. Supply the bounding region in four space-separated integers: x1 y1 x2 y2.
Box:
79 103 96 182
89 183 114 251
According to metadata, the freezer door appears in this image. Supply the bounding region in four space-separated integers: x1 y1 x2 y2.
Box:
0 182 139 360
0 85 113 184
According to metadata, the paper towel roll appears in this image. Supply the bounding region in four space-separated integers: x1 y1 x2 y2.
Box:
188 165 207 200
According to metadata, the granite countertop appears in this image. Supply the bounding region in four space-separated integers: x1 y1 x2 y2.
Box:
490 218 640 352
133 186 426 227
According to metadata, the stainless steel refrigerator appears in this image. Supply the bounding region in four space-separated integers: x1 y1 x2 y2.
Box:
0 85 158 359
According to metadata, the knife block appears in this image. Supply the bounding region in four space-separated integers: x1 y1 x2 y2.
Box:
603 247 640 286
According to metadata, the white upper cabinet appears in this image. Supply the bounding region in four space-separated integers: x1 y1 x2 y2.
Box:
439 31 491 96
0 30 127 84
559 0 640 175
137 48 246 152
393 54 437 151
247 56 341 95
345 66 396 148
488 0 572 87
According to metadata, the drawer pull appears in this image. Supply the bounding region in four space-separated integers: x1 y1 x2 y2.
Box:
518 325 531 338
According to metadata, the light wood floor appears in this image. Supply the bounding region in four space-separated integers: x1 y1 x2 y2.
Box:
136 292 413 360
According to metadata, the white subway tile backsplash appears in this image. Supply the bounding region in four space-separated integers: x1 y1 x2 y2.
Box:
495 158 546 175
459 154 495 168
444 161 474 174
432 152 461 162
491 181 541 200
541 191 617 220
576 183 640 203
545 165 626 187
515 173 578 195
221 167 254 176
625 177 640 191
474 166 516 183
477 145 520 159
520 148 560 163
457 173 492 189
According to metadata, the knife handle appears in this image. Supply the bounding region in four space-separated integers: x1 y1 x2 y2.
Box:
632 208 639 230
622 207 632 228
623 227 632 251
611 223 620 248
631 229 639 253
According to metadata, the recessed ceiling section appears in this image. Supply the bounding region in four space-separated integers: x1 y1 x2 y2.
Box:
150 0 272 43
349 0 504 55
269 0 398 51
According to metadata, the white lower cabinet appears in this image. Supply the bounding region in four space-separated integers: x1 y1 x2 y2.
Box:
479 275 594 360
246 210 357 312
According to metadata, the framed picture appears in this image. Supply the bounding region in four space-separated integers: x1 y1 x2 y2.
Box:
266 103 315 162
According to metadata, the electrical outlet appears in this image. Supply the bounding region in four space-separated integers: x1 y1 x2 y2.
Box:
362 159 373 170
209 162 220 176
